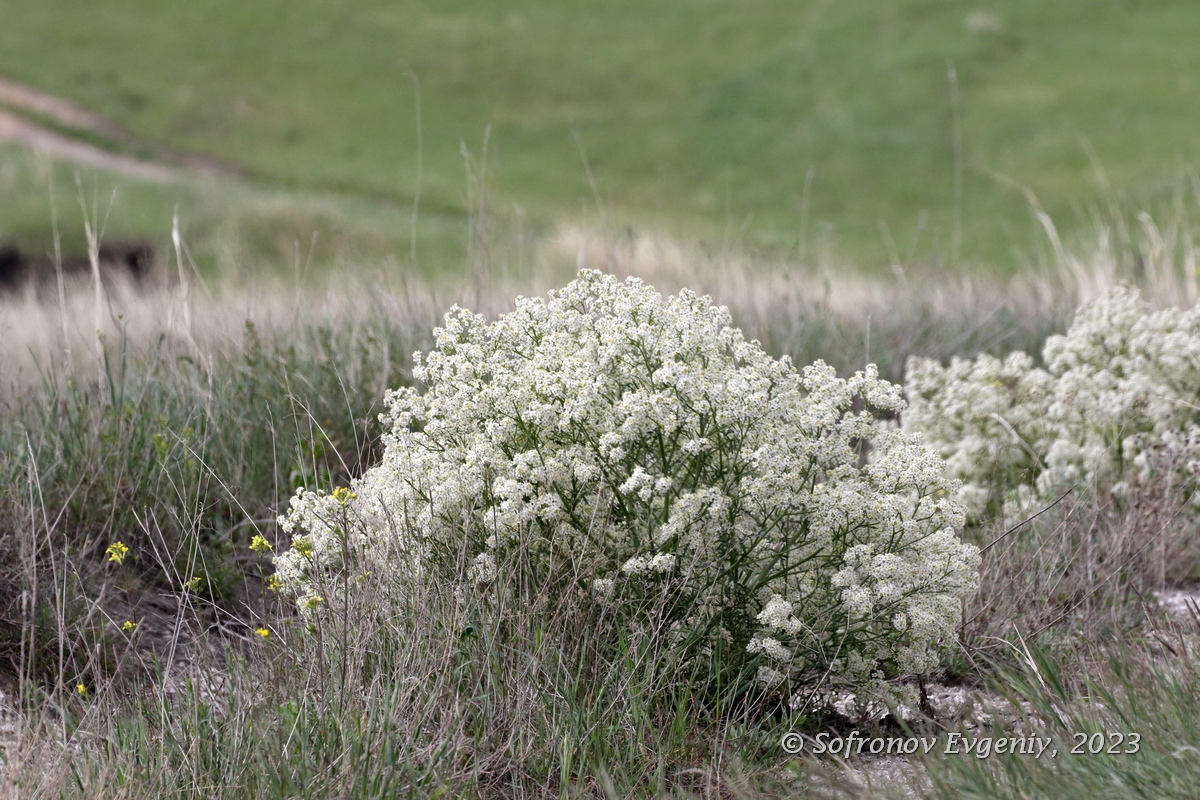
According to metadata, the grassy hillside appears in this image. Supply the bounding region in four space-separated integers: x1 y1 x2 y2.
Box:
0 143 474 282
3 0 1200 272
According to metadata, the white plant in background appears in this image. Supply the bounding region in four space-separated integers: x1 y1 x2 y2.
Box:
278 270 979 706
905 286 1200 517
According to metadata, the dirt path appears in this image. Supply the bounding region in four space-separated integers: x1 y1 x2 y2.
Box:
0 75 234 182
0 107 181 182
0 77 129 141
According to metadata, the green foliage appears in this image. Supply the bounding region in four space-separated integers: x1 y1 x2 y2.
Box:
4 2 1200 268
0 317 415 689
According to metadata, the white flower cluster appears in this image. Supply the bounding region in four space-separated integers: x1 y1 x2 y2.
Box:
905 287 1200 517
277 271 979 703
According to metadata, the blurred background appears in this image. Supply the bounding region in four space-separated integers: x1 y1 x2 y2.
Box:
2 0 1199 285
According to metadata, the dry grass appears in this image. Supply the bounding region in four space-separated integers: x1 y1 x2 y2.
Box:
11 204 1194 393
962 475 1200 674
1 212 1199 798
0 220 1079 396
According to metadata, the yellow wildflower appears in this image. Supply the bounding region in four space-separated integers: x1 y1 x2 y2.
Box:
106 541 129 565
301 595 325 611
332 487 356 505
186 576 202 592
292 537 313 558
249 535 273 554
76 683 88 698
121 620 136 633
266 575 283 592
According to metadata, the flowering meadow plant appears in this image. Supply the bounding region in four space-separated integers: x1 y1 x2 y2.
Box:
905 287 1200 518
277 271 979 707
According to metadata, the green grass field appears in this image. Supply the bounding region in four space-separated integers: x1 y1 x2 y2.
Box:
0 143 475 282
3 0 1200 273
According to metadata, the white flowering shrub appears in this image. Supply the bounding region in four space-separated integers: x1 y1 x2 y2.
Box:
905 287 1200 517
277 271 979 706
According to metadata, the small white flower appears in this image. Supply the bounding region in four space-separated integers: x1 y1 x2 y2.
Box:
281 270 979 706
906 287 1200 515
470 553 497 585
647 553 676 573
756 666 787 686
621 556 648 576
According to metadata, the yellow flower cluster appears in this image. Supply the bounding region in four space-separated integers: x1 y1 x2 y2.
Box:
106 541 129 565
